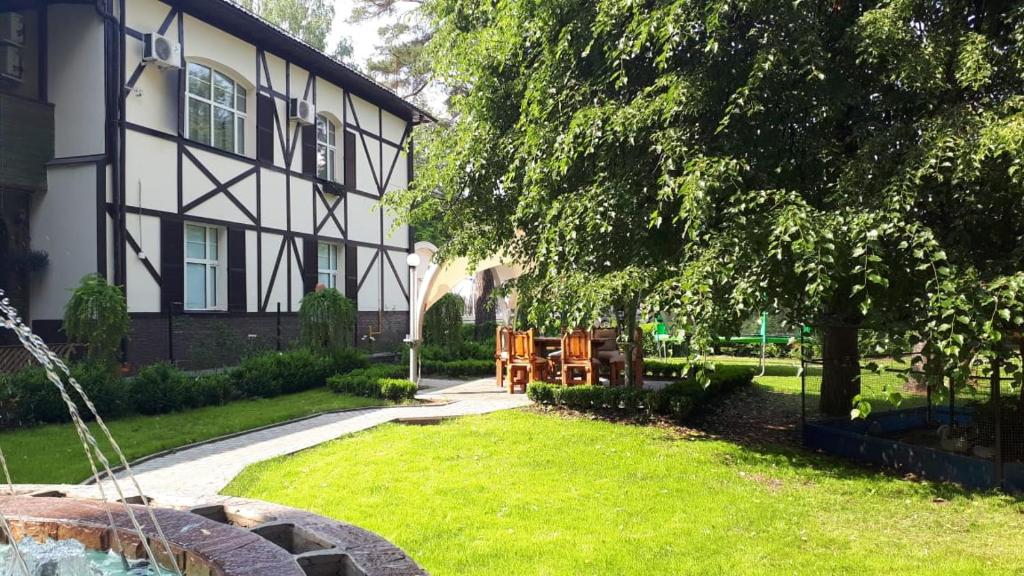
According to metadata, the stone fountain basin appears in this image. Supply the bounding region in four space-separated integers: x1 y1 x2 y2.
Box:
0 486 426 576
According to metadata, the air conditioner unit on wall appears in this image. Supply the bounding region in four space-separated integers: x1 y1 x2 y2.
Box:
0 13 25 46
143 33 181 70
289 98 315 125
0 45 23 84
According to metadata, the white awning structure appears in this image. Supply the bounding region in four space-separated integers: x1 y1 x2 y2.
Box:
406 241 524 382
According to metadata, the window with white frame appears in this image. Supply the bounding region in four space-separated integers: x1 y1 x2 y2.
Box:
316 114 337 181
185 224 226 311
187 62 247 154
318 242 340 290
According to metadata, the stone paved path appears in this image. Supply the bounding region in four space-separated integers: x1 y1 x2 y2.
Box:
107 378 530 499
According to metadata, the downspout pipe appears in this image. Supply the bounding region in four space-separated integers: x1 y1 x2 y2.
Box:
93 0 122 284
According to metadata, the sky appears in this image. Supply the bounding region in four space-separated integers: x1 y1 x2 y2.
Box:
327 1 391 71
327 1 447 115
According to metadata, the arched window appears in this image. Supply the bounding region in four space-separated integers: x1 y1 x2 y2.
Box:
186 62 247 154
316 114 337 181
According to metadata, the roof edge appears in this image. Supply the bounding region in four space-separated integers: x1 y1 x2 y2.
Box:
174 0 436 124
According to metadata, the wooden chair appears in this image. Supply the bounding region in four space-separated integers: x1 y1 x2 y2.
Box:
561 329 599 386
592 327 626 386
506 329 547 394
495 326 512 388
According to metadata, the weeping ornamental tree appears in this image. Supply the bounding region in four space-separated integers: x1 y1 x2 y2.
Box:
423 293 465 350
63 275 130 365
391 0 1024 413
298 289 357 352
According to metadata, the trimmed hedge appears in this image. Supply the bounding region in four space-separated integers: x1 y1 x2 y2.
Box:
644 359 692 380
327 365 417 401
421 359 494 378
1 347 374 426
132 363 187 415
232 348 369 399
3 362 130 424
528 365 754 422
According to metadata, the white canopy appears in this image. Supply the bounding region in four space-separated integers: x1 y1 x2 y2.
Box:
407 242 524 381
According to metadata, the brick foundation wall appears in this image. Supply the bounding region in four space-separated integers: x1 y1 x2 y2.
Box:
125 310 409 371
26 310 410 371
356 311 409 349
126 313 299 371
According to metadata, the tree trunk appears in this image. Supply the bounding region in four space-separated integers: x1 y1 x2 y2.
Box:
474 269 496 339
819 325 861 416
623 304 638 388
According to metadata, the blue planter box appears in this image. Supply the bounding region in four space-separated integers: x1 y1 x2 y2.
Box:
804 407 1024 491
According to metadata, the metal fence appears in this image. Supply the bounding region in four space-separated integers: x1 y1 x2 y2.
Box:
800 329 1024 485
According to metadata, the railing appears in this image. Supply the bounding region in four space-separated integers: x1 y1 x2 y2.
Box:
0 92 54 193
0 344 83 374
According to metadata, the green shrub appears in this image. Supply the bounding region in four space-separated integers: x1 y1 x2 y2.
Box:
181 372 236 409
423 293 465 349
378 378 419 402
231 348 364 399
461 321 498 342
10 367 72 424
298 288 357 352
324 348 371 375
73 361 131 419
274 348 331 395
231 353 282 398
421 359 493 378
62 274 130 365
527 366 754 423
644 359 690 380
327 365 413 400
526 381 556 404
7 362 129 424
131 363 187 415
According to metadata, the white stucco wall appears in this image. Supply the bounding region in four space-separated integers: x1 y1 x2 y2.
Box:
48 5 105 158
30 164 99 320
31 0 414 321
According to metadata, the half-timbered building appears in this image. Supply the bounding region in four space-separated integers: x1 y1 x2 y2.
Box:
0 0 430 367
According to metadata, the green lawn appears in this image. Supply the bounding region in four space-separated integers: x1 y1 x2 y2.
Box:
225 409 1024 576
1 389 384 484
673 356 935 410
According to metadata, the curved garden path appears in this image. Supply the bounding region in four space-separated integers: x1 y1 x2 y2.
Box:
104 378 530 499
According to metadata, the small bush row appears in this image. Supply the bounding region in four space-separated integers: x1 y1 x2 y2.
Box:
644 359 692 380
0 347 374 425
528 366 754 422
327 365 417 401
231 348 368 399
421 359 494 378
416 342 495 362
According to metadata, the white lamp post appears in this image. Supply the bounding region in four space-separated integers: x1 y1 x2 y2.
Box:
405 253 422 384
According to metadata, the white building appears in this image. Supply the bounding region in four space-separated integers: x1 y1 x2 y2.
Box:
0 0 431 367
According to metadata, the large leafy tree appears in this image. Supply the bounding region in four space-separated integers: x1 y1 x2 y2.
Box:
393 0 1024 410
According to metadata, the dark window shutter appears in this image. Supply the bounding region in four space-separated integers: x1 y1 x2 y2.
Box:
343 131 356 188
227 228 247 312
303 237 318 294
344 244 358 306
257 94 275 163
160 218 184 313
301 125 317 176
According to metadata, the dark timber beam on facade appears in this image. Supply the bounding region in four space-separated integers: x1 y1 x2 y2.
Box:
122 122 388 202
109 203 408 252
167 0 435 125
